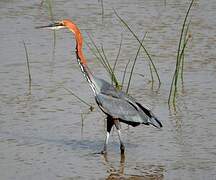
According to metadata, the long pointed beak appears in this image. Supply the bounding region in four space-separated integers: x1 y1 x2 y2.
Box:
35 22 65 30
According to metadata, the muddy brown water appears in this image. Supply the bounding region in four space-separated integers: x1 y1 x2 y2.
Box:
0 0 215 179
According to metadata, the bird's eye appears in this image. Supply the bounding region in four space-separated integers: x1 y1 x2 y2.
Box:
54 22 64 27
59 22 64 26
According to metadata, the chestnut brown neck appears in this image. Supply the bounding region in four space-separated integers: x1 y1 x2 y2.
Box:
64 20 87 65
64 20 97 93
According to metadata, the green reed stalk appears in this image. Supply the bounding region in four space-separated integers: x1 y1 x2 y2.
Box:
126 33 146 94
113 9 161 85
181 21 191 83
101 45 114 75
168 0 195 105
23 41 32 91
101 45 120 88
121 59 131 90
112 34 123 74
63 87 94 110
45 0 54 21
173 36 190 104
41 0 56 55
111 34 123 88
87 33 120 87
86 42 107 69
87 33 111 72
149 62 154 89
173 1 194 105
41 0 54 20
100 0 104 22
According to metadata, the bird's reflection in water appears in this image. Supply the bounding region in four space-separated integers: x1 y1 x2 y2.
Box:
103 153 164 180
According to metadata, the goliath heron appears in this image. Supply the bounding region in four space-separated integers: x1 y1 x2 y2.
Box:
37 19 162 154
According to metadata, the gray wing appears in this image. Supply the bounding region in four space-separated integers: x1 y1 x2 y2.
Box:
95 93 149 125
94 77 162 128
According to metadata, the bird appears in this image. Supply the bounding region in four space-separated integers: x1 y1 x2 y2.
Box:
37 19 162 154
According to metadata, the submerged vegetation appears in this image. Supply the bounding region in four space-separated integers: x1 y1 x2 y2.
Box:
168 0 194 107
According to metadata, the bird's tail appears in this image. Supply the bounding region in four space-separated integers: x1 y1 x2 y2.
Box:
148 116 162 128
135 102 162 128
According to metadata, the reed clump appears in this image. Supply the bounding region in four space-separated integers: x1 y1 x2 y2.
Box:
113 9 161 87
86 33 121 89
87 10 160 93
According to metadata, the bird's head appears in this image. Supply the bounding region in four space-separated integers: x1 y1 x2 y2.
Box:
37 19 86 64
36 19 78 34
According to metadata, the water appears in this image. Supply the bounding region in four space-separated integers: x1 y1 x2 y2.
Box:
0 0 215 179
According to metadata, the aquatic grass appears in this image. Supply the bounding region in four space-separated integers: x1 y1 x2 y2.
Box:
40 0 56 57
86 33 112 73
101 45 114 76
42 0 54 21
121 58 131 89
173 31 191 104
112 34 123 76
111 34 123 88
86 41 105 67
86 32 120 88
101 46 121 89
99 0 104 22
23 41 32 93
63 87 94 134
86 39 119 86
168 0 195 106
63 87 94 111
126 33 146 94
80 108 94 135
149 62 154 89
181 21 191 84
113 9 161 86
101 45 121 89
81 113 84 135
50 29 57 60
86 40 112 81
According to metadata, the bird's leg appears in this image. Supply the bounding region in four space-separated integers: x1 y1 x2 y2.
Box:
113 119 125 154
101 116 114 154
